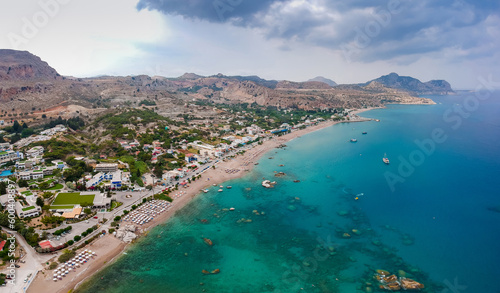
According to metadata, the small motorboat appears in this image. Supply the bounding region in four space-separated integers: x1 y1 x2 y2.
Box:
362 132 367 134
350 138 357 142
218 189 223 192
383 153 390 164
203 189 209 193
226 186 232 189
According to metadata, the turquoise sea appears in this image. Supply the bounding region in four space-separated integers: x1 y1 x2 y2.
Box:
77 91 500 293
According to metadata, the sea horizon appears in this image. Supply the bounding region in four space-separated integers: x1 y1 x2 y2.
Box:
75 91 500 293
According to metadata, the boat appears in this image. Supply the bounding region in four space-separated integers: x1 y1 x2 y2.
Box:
219 185 223 188
350 138 357 142
203 189 209 193
383 153 390 164
362 131 367 134
218 189 223 192
226 186 232 189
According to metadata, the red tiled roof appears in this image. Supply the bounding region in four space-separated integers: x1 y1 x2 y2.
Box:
0 240 6 251
39 240 53 249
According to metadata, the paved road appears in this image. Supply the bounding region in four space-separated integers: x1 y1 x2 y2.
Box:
1 227 52 293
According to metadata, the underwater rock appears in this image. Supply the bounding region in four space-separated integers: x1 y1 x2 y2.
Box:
287 205 297 211
342 233 351 238
203 238 213 246
351 229 361 235
400 277 424 290
376 270 390 276
262 180 277 188
337 210 349 216
374 270 424 291
371 240 382 246
397 270 407 277
365 286 373 293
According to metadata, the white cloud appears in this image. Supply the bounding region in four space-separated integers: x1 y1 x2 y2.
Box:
0 0 168 76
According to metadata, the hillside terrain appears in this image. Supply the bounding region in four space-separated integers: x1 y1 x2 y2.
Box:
0 50 441 126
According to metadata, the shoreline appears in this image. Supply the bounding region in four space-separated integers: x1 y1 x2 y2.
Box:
29 110 376 293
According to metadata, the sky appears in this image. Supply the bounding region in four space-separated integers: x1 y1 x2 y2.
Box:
1 0 499 89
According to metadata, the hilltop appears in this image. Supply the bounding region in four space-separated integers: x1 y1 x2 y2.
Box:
366 72 454 95
0 50 439 126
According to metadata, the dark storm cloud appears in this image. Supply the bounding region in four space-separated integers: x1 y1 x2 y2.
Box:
137 0 500 62
136 0 276 22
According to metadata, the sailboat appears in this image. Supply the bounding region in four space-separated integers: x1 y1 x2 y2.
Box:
383 153 390 164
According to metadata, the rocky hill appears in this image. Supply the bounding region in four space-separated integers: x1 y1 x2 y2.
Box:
0 49 60 81
0 50 437 125
366 72 453 95
307 76 337 87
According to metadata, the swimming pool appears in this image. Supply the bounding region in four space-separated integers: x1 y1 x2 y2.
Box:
0 170 13 177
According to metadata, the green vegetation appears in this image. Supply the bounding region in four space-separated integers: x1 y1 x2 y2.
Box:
44 116 85 131
0 213 40 246
36 138 88 160
58 249 76 263
110 201 123 211
53 226 72 236
22 206 35 211
52 192 95 207
47 183 63 190
138 99 157 106
49 205 74 210
154 193 173 202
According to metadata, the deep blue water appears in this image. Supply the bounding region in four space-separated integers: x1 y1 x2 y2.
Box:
77 91 500 293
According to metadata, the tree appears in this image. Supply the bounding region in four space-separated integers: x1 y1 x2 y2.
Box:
84 208 91 215
0 182 7 195
36 197 44 208
38 181 50 190
12 120 21 132
58 249 76 263
18 179 29 187
73 235 81 242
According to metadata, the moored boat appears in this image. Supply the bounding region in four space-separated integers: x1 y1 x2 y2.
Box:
350 138 357 142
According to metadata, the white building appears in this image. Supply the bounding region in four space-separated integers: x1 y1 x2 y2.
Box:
95 163 118 173
15 202 41 218
26 146 44 158
0 150 20 164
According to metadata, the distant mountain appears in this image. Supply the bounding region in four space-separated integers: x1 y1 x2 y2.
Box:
276 80 332 90
0 49 60 81
307 76 337 87
177 72 205 80
366 72 453 95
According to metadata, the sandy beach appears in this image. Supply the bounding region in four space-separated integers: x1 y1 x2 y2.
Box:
29 113 374 293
